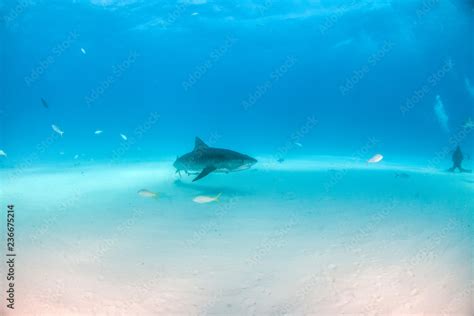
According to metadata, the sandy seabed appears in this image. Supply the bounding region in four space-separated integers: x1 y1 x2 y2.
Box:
0 157 473 315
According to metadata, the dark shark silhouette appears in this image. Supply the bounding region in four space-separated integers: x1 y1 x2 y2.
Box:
174 137 257 182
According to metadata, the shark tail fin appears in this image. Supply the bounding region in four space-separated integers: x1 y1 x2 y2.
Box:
215 193 222 202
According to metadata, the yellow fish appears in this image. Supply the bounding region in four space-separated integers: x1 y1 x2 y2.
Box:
138 189 159 199
193 193 222 204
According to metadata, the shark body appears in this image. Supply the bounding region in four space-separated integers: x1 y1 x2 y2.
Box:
174 137 257 182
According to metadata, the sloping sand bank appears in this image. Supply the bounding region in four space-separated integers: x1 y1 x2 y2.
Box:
1 158 472 315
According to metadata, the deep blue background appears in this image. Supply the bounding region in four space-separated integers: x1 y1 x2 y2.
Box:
1 0 473 166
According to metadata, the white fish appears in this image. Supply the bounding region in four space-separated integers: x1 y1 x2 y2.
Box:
81 48 87 55
59 151 65 155
191 12 199 16
0 150 7 157
94 130 103 135
74 154 79 159
120 133 128 141
294 142 303 148
138 189 159 199
434 95 449 133
52 124 64 136
368 154 383 163
193 193 222 204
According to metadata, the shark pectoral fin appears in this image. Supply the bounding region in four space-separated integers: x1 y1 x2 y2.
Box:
193 166 216 182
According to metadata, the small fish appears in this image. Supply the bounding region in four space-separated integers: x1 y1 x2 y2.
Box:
52 124 64 136
193 193 222 204
120 133 128 141
138 189 159 199
59 151 65 155
368 154 383 163
41 98 49 108
277 158 285 163
191 12 199 16
0 150 7 157
74 154 79 160
94 130 103 135
81 48 87 54
294 142 303 148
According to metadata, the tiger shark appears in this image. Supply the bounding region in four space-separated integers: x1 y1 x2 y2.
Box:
173 137 257 182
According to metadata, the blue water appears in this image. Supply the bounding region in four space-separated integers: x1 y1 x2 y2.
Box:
1 0 473 166
1 1 474 315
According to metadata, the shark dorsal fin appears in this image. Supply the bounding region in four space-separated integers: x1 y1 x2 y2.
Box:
194 137 209 151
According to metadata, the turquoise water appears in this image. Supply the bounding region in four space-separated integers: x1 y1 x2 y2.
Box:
1 1 473 315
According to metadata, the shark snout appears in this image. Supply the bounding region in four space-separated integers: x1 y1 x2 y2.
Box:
242 155 257 168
